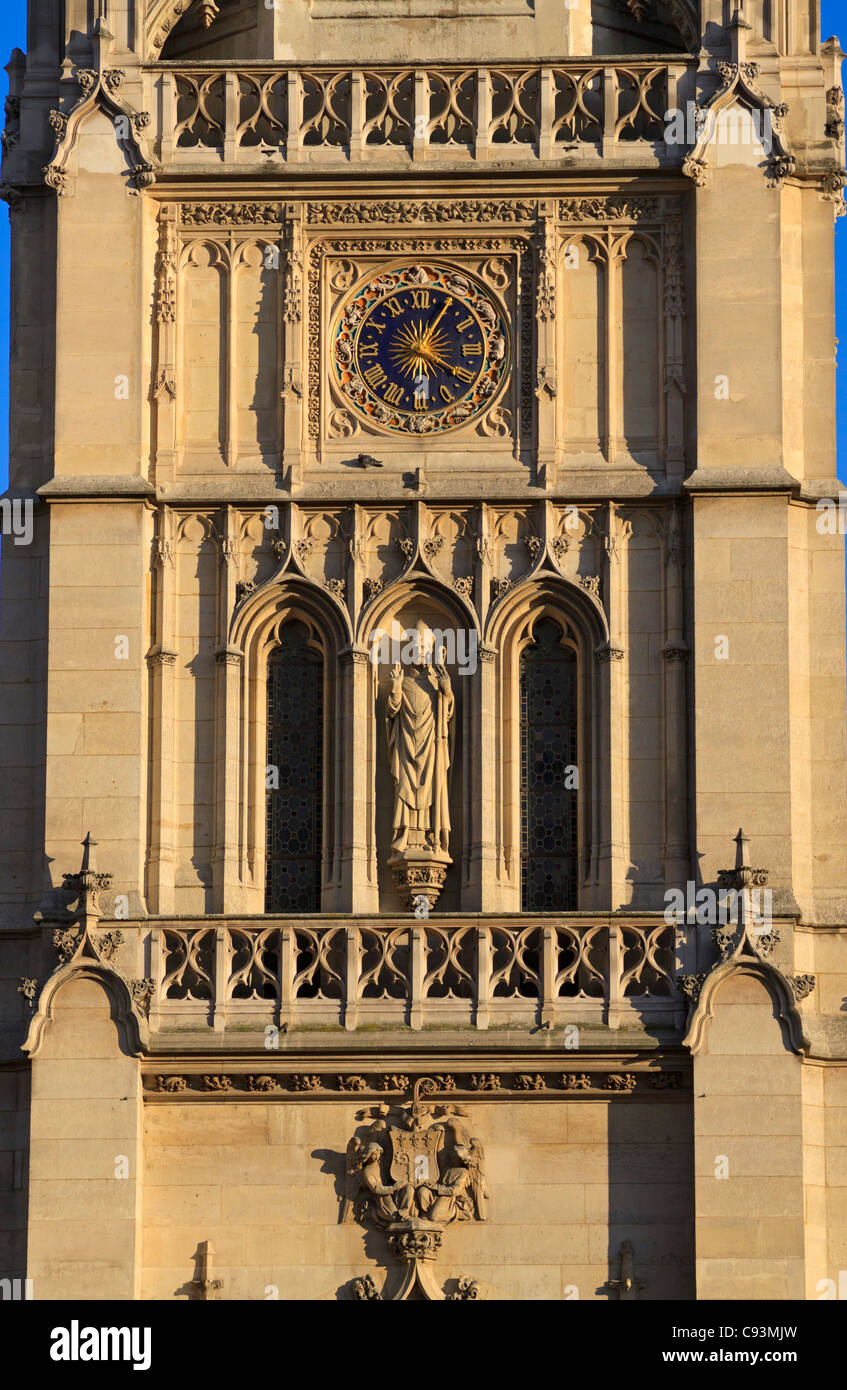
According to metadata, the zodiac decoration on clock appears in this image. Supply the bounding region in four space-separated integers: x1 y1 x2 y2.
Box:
331 262 510 435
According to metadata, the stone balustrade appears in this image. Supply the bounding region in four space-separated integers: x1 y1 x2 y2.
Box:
142 59 696 167
148 916 682 1032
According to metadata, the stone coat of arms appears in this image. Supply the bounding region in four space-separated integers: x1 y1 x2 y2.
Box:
340 1079 488 1231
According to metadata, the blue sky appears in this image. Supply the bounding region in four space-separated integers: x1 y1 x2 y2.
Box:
0 2 844 487
0 1 25 489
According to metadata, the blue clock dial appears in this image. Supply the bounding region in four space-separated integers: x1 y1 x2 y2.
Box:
332 264 509 435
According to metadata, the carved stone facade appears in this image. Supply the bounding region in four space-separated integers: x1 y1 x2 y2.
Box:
0 0 846 1306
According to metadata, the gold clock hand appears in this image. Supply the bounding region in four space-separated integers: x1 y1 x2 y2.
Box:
421 297 453 346
428 349 475 380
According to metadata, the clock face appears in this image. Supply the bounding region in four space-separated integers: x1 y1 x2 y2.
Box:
332 263 509 435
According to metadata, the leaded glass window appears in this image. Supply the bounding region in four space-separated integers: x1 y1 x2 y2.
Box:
265 623 324 913
520 618 578 911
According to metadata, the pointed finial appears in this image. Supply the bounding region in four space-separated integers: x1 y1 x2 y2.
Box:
80 831 98 874
728 7 752 64
733 827 749 869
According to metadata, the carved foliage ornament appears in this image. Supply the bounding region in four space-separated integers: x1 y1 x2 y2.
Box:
181 202 284 225
558 196 659 222
142 1069 669 1095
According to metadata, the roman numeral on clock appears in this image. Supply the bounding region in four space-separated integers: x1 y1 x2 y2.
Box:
358 342 379 358
385 299 403 318
410 290 430 308
383 382 405 405
454 366 475 384
456 315 474 331
461 342 483 357
364 364 388 388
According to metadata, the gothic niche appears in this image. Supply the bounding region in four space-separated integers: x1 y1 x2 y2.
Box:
341 1078 488 1301
386 620 454 911
374 605 464 912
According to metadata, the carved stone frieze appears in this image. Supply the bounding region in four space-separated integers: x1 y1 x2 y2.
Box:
180 202 284 225
605 1073 637 1093
470 1073 500 1091
307 199 537 226
140 1068 674 1097
154 1075 187 1093
558 196 660 222
247 1074 277 1092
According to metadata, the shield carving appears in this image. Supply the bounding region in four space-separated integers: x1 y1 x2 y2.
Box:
389 1123 443 1187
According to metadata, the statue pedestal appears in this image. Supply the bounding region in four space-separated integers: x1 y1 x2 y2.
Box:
385 1219 446 1301
389 848 451 911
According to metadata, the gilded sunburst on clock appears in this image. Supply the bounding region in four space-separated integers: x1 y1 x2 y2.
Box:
331 263 510 436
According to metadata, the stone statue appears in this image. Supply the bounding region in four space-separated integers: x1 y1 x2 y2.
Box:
417 1139 489 1225
385 622 454 856
341 1136 416 1226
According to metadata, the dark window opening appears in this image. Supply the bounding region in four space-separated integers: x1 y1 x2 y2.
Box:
520 618 578 911
265 622 323 913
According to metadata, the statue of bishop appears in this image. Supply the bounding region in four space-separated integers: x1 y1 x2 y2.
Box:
386 624 454 857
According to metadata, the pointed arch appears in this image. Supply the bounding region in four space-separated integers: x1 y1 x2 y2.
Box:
665 0 698 50
147 0 194 59
22 961 146 1059
265 621 325 912
226 575 352 911
594 0 699 53
484 573 611 911
682 63 795 189
359 572 479 911
619 232 664 460
356 569 480 650
43 69 155 195
683 957 810 1056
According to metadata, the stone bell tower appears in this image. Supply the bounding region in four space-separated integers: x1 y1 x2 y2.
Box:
0 0 846 1302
